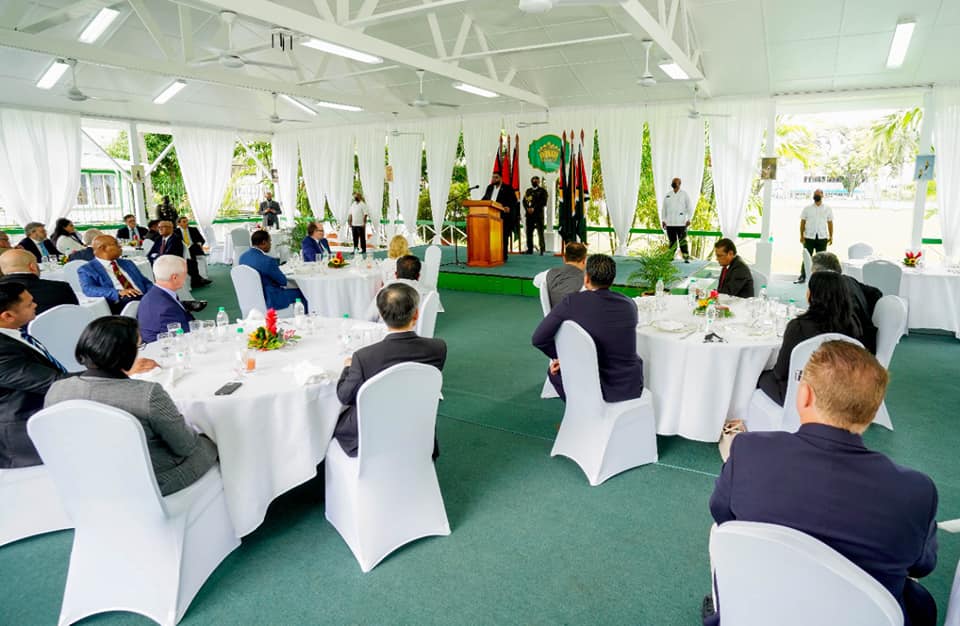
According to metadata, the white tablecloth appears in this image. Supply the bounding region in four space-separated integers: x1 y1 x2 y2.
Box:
843 259 960 337
285 265 382 319
636 295 781 442
138 317 382 537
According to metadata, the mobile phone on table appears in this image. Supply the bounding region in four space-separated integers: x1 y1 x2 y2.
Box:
214 381 243 396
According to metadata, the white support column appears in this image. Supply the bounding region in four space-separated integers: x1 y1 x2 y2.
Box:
911 91 935 252
127 121 147 225
756 101 776 278
137 131 155 210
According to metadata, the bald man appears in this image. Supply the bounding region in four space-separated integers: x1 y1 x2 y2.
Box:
0 230 11 250
77 235 153 314
0 249 77 315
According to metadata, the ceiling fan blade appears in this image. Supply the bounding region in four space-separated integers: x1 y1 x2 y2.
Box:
429 102 460 108
245 60 296 71
91 96 129 103
232 44 272 57
280 119 311 123
190 55 221 65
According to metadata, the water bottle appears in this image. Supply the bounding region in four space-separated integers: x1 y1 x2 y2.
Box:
758 284 768 302
216 306 229 340
655 278 665 298
687 279 697 307
293 298 306 327
705 302 717 333
655 278 665 311
235 326 246 345
786 298 796 319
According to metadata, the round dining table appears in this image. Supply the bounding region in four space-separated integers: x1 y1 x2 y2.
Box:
635 294 782 442
284 262 382 319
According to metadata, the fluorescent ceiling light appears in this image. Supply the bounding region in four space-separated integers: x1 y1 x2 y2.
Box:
36 60 70 90
886 19 915 69
280 94 318 116
658 62 689 80
79 7 120 44
315 100 363 112
452 83 498 98
153 80 186 104
301 38 383 64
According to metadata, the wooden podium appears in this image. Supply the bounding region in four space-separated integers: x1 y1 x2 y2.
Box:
464 200 506 267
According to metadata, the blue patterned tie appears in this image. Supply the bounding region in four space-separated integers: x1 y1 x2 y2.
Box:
20 329 67 373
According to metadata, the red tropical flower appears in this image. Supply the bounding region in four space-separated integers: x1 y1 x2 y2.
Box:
265 308 278 335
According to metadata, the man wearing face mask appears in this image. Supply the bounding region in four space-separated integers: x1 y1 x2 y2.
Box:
797 188 834 283
661 177 692 263
523 176 548 255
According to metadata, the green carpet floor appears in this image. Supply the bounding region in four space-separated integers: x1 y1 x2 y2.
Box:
2 267 959 625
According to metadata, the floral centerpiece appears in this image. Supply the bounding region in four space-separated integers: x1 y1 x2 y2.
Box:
903 250 922 267
693 289 734 317
248 309 300 351
328 251 349 269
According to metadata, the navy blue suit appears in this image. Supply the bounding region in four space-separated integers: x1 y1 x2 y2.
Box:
147 234 185 264
238 247 304 311
301 236 331 262
709 424 938 626
77 258 152 302
137 287 194 344
531 288 644 402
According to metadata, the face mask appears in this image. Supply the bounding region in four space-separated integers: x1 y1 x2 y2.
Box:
813 194 822 202
532 182 539 188
672 183 679 191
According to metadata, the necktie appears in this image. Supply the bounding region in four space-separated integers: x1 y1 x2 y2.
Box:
38 240 50 258
161 237 169 253
20 329 67 373
182 228 191 246
110 260 134 290
719 266 729 290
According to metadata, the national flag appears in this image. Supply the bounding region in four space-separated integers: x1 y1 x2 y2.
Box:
502 135 512 189
568 129 577 216
558 131 569 242
511 133 521 201
492 135 503 177
578 129 589 199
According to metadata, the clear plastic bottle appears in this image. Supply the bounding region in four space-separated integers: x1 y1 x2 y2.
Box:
235 326 245 344
216 306 229 340
759 284 768 302
787 298 796 319
293 298 306 327
655 278 665 298
687 279 697 307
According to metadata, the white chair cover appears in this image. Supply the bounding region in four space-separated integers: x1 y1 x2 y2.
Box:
746 333 863 432
120 299 140 319
324 362 449 572
848 242 874 260
0 465 71 547
141 238 156 256
551 321 658 485
532 270 558 399
870 296 908 430
27 304 96 373
862 260 903 298
802 248 813 282
229 265 293 319
710 521 903 626
750 267 768 292
946 558 960 626
230 228 251 265
27 400 239 625
416 291 441 338
421 245 441 292
62 260 86 293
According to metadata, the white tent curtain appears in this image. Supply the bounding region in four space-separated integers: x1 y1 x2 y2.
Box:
706 99 768 238
423 118 460 244
172 125 235 242
299 127 357 229
355 125 387 237
388 128 423 241
648 104 706 224
271 132 300 228
0 109 81 228
595 107 645 255
933 86 960 260
462 114 502 199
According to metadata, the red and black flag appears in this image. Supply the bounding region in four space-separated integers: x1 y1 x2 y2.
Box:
492 134 503 178
502 134 512 191
511 133 521 201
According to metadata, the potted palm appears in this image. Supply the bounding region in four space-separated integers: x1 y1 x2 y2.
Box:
628 243 683 295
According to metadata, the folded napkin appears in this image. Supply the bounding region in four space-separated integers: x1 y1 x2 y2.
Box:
131 365 187 388
285 360 337 386
244 309 265 324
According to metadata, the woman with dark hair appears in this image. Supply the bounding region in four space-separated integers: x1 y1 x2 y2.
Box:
44 316 218 495
757 271 862 406
50 218 84 255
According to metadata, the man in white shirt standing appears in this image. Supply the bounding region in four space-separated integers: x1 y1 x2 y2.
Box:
797 188 834 283
661 177 692 263
348 192 369 254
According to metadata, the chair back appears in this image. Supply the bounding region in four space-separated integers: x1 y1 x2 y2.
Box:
230 228 251 264
27 400 167 528
62 260 86 293
27 304 96 372
421 245 441 292
120 299 140 319
872 295 907 368
802 248 813 280
416 291 440 338
555 321 604 411
781 333 863 432
710 521 903 626
230 265 267 318
533 270 551 316
848 242 874 260
750 267 768 293
862 260 903 297
356 362 442 468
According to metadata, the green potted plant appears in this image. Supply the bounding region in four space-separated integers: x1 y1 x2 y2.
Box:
627 243 683 294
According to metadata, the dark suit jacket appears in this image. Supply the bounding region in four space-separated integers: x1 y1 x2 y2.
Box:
532 288 644 402
238 248 299 311
717 255 754 299
116 225 149 241
0 334 69 468
523 186 549 223
77 258 153 302
710 424 938 621
177 226 206 257
17 237 61 262
156 205 178 223
482 183 520 226
67 247 95 263
147 233 185 264
137 287 194 344
301 236 331 262
0 274 78 315
545 263 584 309
845 274 882 354
334 331 447 457
259 200 282 216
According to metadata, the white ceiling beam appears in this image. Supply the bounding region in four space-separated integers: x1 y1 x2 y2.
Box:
472 24 497 81
312 0 335 22
128 0 174 60
200 0 547 107
445 33 631 61
177 5 193 62
298 64 398 86
336 0 349 24
286 48 306 82
355 0 380 22
681 0 691 56
618 0 703 80
2 0 31 29
145 140 176 176
81 129 134 184
346 0 469 29
450 14 472 66
657 0 666 27
666 0 680 39
426 12 447 58
18 0 110 34
503 67 517 86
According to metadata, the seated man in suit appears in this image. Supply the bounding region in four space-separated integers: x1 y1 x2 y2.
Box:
0 249 78 315
301 221 332 262
17 222 60 262
67 229 103 262
147 220 184 265
365 254 428 321
116 214 149 244
145 220 161 242
335 283 446 459
545 242 587 309
137 255 195 344
176 217 212 288
812 251 883 354
78 235 153 314
238 230 305 312
532 254 644 402
714 238 754 299
705 341 938 626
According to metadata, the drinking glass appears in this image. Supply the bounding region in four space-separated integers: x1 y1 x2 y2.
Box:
157 332 173 364
167 322 182 335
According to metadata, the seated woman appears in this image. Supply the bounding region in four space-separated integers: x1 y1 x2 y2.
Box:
757 271 862 406
300 221 332 262
51 218 85 255
381 234 411 282
44 316 218 496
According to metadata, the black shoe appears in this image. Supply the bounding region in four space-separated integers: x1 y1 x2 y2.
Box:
794 278 805 284
684 258 690 264
183 300 208 313
701 595 716 621
539 250 544 256
192 278 213 288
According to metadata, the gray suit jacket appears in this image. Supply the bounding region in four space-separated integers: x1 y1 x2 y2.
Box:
545 263 584 309
44 373 217 496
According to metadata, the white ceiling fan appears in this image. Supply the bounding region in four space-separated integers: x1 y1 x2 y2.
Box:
637 40 656 87
267 92 311 125
408 70 459 109
684 86 730 120
519 0 620 13
192 10 294 72
388 112 423 137
62 58 127 103
516 109 551 129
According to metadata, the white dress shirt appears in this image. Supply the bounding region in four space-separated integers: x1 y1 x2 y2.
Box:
662 189 692 226
55 236 83 255
349 201 368 224
0 327 46 355
800 202 834 239
96 257 136 291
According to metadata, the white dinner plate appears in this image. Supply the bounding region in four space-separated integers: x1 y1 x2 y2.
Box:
652 319 687 333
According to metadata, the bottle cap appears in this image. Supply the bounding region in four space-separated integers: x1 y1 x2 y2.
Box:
218 306 225 311
296 298 302 303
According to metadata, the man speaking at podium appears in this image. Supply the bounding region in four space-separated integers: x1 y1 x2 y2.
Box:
482 172 520 263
